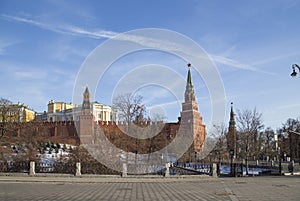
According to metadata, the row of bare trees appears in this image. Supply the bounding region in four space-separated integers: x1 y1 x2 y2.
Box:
211 108 300 165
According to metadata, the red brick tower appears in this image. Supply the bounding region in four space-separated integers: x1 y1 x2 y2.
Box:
79 86 94 144
180 64 206 157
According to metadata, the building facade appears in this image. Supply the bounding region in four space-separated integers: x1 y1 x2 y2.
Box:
47 89 116 122
47 100 73 122
0 102 36 122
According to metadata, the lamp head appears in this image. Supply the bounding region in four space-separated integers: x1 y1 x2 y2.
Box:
291 66 297 77
291 64 300 77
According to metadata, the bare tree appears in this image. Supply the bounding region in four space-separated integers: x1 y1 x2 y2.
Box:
113 93 147 125
210 123 228 162
112 93 147 164
0 98 15 144
282 118 300 162
236 108 264 175
259 127 275 161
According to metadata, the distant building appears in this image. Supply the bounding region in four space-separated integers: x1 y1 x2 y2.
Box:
47 100 73 122
47 88 116 122
0 102 36 122
35 111 48 122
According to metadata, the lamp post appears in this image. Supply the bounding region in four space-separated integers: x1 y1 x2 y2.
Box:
160 153 164 176
217 149 221 176
194 152 197 170
274 133 282 175
291 64 300 77
230 149 235 177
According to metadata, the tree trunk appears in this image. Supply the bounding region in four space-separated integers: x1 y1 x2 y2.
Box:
245 157 249 175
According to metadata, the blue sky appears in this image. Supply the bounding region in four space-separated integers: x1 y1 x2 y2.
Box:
0 0 299 130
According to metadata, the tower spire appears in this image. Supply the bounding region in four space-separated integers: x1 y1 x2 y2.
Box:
187 63 193 87
229 102 236 128
185 63 195 102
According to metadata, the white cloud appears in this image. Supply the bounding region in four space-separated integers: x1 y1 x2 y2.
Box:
2 14 270 74
0 39 19 55
251 51 300 67
1 14 118 39
12 67 49 80
210 54 275 74
65 25 118 39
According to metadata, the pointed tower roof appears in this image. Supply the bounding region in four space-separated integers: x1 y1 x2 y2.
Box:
229 102 236 128
184 63 196 102
82 86 91 110
84 86 89 94
186 63 193 87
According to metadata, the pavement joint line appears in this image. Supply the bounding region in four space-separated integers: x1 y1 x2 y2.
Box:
224 187 239 201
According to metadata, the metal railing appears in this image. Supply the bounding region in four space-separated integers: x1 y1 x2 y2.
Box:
0 161 30 173
35 161 76 174
1 160 298 177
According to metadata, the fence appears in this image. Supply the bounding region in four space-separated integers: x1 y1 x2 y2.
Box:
171 162 212 175
0 161 30 173
35 161 76 174
1 160 298 177
0 160 124 176
217 160 300 176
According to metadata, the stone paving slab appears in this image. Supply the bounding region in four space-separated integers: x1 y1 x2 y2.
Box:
0 175 299 201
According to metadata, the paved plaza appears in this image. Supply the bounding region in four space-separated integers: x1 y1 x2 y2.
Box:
0 175 299 201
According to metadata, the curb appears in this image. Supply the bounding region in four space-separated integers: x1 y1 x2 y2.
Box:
0 174 216 183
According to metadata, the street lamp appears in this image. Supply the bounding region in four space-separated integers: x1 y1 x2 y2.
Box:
230 149 235 177
160 153 164 175
274 133 282 175
194 152 197 170
291 64 300 77
216 149 221 176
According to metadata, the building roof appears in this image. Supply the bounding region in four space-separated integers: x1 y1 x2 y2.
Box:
186 63 193 87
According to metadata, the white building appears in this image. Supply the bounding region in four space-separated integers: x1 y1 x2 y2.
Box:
47 101 116 122
47 87 116 122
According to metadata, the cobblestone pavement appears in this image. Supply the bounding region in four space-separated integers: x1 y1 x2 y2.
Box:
0 176 299 201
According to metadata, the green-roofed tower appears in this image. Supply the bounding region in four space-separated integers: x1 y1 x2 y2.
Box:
185 63 196 102
180 63 206 157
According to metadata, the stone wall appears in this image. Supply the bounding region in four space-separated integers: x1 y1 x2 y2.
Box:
1 120 203 162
